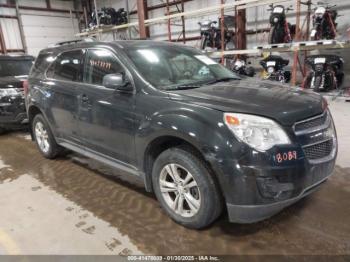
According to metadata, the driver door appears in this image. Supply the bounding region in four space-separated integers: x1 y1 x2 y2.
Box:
77 48 136 166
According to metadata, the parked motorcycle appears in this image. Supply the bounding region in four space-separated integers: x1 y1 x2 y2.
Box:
310 2 338 40
303 55 344 92
89 7 128 29
260 55 291 83
268 4 294 44
198 19 232 50
230 59 255 77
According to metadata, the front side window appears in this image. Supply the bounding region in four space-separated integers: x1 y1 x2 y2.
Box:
46 50 84 82
84 49 125 86
124 45 239 90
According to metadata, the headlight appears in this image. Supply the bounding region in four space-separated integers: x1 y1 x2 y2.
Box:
267 67 275 74
0 88 21 98
273 17 279 23
224 113 291 151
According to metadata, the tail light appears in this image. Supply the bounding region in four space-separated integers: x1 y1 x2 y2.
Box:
22 80 29 96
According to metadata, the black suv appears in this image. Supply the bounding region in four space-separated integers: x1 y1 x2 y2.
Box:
0 55 34 134
26 40 337 229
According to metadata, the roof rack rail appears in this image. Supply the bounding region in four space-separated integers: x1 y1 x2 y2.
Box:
48 38 95 48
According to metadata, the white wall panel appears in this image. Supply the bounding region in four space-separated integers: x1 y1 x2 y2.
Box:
0 18 22 49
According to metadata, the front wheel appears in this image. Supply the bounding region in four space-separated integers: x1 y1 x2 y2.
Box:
152 147 223 229
32 114 63 159
200 35 207 50
313 75 323 92
268 26 284 44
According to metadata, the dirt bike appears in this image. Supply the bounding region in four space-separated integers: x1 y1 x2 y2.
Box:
198 19 231 50
268 4 295 44
310 2 338 40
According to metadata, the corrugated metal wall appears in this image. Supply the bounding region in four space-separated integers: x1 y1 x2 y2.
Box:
1 0 350 56
0 0 80 55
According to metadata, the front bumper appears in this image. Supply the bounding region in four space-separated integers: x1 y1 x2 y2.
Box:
209 110 337 224
227 171 330 223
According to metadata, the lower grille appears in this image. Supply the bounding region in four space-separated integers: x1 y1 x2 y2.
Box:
303 139 333 160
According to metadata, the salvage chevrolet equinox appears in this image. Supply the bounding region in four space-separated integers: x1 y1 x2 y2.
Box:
26 40 337 229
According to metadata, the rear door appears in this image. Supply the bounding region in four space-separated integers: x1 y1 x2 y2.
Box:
45 49 84 144
77 48 137 166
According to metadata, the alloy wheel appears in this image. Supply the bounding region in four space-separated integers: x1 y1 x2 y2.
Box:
159 163 201 218
35 121 50 153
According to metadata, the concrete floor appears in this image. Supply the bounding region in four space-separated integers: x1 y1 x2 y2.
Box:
0 101 349 255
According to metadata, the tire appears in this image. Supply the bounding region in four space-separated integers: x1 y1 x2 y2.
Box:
32 114 63 159
313 75 323 92
0 128 5 135
268 26 284 44
245 66 255 77
152 147 223 229
200 35 207 50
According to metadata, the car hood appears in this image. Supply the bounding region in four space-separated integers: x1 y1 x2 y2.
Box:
168 78 325 126
0 75 27 89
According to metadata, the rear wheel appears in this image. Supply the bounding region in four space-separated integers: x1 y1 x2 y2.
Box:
152 147 223 229
32 114 63 159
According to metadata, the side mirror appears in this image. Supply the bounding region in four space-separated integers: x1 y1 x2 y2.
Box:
102 73 133 92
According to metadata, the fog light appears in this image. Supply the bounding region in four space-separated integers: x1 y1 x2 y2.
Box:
257 177 294 200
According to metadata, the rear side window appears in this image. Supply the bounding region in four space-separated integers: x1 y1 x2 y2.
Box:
47 50 84 82
84 49 125 86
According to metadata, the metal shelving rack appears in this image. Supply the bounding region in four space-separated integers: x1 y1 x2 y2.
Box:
76 0 350 91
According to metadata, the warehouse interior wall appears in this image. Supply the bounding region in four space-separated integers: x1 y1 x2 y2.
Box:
0 0 81 56
1 0 350 66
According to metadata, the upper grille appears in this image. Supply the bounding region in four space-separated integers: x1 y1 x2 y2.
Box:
303 139 333 160
294 112 328 133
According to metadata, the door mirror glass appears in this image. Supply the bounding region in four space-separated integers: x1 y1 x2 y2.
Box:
103 73 132 91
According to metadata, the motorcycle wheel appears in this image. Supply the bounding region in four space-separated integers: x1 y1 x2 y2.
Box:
200 35 208 50
245 67 255 77
313 75 323 92
268 26 285 44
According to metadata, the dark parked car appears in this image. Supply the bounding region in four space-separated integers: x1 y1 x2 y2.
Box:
0 55 34 134
26 40 337 229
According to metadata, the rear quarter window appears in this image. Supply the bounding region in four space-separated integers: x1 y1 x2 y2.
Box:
30 53 55 79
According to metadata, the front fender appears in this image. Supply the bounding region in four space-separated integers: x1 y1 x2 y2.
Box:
134 104 243 195
136 107 233 163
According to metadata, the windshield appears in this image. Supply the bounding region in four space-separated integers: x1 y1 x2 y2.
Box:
0 60 33 77
124 45 239 90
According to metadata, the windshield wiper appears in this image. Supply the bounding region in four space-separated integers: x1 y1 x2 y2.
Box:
172 84 201 90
